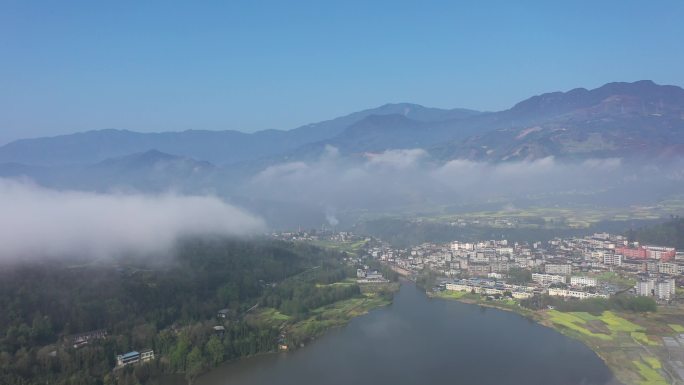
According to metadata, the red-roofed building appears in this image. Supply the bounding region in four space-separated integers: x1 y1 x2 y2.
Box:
616 246 647 259
618 245 677 261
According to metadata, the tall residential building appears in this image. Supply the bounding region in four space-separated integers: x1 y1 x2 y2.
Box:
603 254 622 266
545 264 572 275
655 278 676 301
635 280 654 297
636 278 676 301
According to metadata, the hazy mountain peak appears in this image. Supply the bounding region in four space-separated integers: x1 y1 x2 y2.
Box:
340 113 421 137
96 149 214 169
508 80 684 121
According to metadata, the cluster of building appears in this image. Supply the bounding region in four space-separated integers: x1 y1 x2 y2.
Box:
636 277 677 301
57 329 154 371
444 278 534 299
272 229 680 303
368 232 681 302
356 268 389 283
116 349 155 367
69 329 107 349
273 229 365 244
615 245 676 261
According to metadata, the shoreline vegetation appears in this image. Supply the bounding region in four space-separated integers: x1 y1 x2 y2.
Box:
0 238 399 385
246 280 399 350
191 281 399 385
428 289 683 385
166 266 400 385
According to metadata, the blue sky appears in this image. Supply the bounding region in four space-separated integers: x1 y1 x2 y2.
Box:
1 1 683 144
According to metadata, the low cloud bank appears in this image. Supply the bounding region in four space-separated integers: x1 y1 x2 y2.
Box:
246 147 436 209
432 156 625 195
3 147 681 258
0 178 265 261
244 146 635 211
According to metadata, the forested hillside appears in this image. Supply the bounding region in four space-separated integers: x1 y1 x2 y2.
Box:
630 217 684 249
0 238 361 385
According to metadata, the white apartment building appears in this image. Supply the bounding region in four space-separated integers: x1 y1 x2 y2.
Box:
512 291 533 299
570 276 597 287
636 278 676 301
547 288 608 299
655 279 676 301
497 247 514 256
445 283 470 292
603 254 623 266
635 280 654 297
532 273 565 285
545 264 572 275
445 282 531 299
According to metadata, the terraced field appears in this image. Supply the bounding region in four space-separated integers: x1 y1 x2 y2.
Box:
542 309 683 385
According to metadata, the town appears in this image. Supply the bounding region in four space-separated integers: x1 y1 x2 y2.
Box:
372 233 678 303
275 229 681 304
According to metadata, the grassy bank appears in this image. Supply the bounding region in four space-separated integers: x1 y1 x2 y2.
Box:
428 290 538 319
432 290 684 385
248 282 399 348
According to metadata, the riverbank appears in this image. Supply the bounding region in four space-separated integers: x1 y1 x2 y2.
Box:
429 290 683 385
428 290 541 320
248 281 400 349
188 281 400 385
197 281 614 385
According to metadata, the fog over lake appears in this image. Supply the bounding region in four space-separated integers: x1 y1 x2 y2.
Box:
198 283 618 385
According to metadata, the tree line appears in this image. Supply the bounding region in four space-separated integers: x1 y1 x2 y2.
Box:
0 237 354 385
627 217 684 249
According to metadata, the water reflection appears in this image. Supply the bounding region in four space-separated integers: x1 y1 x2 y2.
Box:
198 282 616 385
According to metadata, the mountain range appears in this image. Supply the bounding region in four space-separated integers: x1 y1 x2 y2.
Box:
1 80 683 192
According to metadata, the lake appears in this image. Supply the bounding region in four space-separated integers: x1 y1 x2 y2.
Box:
198 282 617 385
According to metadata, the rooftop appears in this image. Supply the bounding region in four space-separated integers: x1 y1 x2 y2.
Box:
121 351 139 359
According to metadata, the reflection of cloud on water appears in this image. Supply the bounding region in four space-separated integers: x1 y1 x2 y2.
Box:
357 313 412 341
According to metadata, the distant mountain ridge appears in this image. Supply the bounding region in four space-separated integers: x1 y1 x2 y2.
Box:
434 80 684 161
0 149 221 192
1 80 683 171
0 103 479 167
505 80 684 120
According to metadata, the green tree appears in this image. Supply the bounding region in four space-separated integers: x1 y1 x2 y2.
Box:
186 346 204 382
206 336 224 366
169 334 190 371
507 267 532 284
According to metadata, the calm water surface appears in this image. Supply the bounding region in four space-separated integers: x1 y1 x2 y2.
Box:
198 282 617 385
